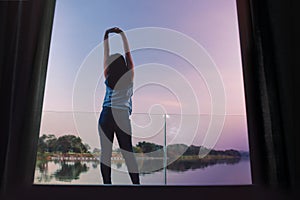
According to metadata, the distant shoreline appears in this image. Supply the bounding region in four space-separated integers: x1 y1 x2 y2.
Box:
36 152 247 162
37 135 249 163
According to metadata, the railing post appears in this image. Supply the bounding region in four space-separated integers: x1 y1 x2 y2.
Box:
164 113 167 185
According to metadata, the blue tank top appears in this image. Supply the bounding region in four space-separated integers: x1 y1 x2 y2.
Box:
102 79 133 115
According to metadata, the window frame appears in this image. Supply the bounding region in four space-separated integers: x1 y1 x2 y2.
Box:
2 0 275 199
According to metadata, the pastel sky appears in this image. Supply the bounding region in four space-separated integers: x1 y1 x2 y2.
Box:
41 0 250 151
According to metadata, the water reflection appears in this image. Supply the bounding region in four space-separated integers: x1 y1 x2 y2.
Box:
54 162 89 182
35 157 242 183
35 161 91 183
92 162 98 169
138 159 164 174
35 160 53 183
167 157 241 172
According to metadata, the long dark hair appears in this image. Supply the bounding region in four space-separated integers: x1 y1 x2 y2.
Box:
106 53 131 89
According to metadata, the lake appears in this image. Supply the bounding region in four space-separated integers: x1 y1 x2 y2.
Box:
34 157 252 185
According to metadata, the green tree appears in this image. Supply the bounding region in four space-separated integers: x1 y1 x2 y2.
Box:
133 146 142 153
37 134 58 153
92 148 101 154
70 136 83 153
53 134 89 153
55 135 73 153
45 134 57 152
136 141 163 153
83 143 91 153
37 134 48 153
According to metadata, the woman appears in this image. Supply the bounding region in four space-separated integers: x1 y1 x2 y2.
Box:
98 27 140 184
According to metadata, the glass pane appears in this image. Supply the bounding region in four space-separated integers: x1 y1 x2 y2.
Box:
34 112 166 185
34 111 100 185
34 112 251 185
34 0 252 186
132 113 165 185
166 114 251 185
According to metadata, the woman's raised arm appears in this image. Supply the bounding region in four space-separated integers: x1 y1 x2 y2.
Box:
103 28 114 78
115 28 134 79
103 27 134 79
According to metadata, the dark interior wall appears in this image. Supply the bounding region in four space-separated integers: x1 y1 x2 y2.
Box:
0 0 298 199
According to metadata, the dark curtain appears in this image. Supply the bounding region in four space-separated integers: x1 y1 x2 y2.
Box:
247 0 295 186
0 0 56 195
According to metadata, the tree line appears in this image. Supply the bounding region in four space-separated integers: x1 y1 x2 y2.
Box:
134 142 241 158
38 134 90 153
38 134 242 158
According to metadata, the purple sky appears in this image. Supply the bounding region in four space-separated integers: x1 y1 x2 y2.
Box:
41 0 250 151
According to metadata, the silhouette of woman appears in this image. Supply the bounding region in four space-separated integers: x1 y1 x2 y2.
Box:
98 27 140 184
